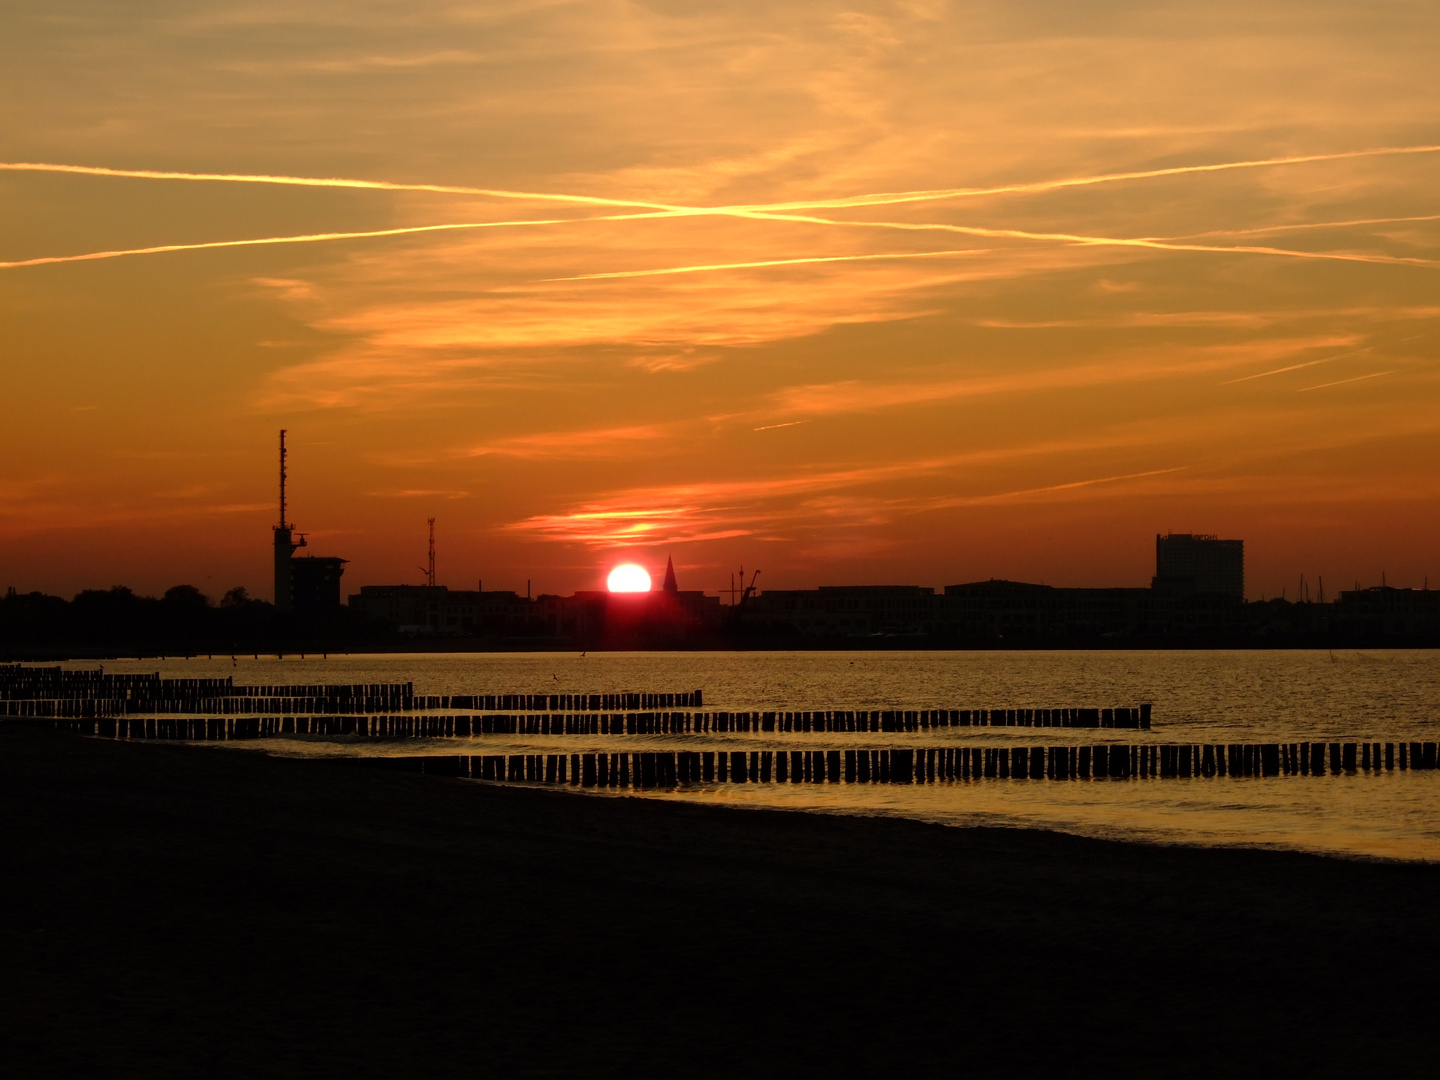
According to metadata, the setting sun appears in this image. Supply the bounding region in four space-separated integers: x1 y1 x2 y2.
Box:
606 564 652 593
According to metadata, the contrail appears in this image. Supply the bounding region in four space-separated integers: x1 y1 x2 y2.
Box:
1298 370 1395 392
0 212 666 270
725 145 1440 213
544 248 990 282
729 210 1440 269
4 143 1437 219
8 210 1433 275
550 212 1440 282
7 152 1439 273
1167 214 1440 241
0 161 687 213
753 420 808 432
1222 347 1374 385
931 466 1192 508
1005 465 1190 496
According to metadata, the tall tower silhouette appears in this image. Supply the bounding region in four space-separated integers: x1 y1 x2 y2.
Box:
272 429 306 611
662 554 679 593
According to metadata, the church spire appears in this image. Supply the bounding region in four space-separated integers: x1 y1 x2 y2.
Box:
662 554 678 593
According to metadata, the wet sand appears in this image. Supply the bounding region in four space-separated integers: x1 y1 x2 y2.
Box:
3 723 1438 1078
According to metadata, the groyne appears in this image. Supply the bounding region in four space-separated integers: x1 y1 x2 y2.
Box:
0 665 702 715
378 741 1440 785
41 704 1151 739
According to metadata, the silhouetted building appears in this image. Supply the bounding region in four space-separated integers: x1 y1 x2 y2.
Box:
273 524 305 612
348 586 547 635
348 577 720 643
1153 533 1244 598
746 585 939 636
290 556 347 613
1334 585 1440 637
743 576 1250 641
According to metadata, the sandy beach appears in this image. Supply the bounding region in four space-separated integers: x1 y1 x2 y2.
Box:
4 722 1438 1078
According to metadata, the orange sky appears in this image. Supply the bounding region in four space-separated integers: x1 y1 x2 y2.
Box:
2 1 1438 602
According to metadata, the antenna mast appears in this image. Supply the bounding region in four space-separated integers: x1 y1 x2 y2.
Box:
418 518 436 586
273 429 304 611
278 429 290 529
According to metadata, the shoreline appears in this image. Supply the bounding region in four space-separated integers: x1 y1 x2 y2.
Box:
6 638 1440 661
370 765 1440 867
4 721 1439 1076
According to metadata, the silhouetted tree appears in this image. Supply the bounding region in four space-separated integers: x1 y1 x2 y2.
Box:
221 586 250 608
163 584 210 609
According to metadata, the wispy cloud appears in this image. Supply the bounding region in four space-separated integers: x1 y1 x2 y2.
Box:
363 488 471 499
464 424 673 459
7 0 1440 592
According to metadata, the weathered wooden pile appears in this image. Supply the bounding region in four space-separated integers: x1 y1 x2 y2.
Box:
378 740 1440 787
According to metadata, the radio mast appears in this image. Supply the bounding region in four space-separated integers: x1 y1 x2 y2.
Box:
418 518 436 587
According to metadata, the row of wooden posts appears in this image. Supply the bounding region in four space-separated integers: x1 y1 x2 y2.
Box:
447 706 1152 734
378 740 1440 787
46 704 1150 741
0 666 705 716
0 666 417 713
2 694 419 718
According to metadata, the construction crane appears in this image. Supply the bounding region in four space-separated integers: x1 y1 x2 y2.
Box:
739 566 760 607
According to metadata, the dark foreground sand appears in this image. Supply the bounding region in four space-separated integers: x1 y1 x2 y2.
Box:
3 724 1438 1079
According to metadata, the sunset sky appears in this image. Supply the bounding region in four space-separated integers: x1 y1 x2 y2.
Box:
2 1 1438 602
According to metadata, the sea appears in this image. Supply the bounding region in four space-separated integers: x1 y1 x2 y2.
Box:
60 649 1440 862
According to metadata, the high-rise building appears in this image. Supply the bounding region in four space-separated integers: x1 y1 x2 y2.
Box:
1153 533 1244 598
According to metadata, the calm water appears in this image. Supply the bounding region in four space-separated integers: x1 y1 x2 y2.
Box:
64 650 1440 861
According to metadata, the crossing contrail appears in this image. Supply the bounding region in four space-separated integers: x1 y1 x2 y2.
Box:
544 248 991 281
5 146 1439 273
3 143 1437 219
7 211 1433 274
548 213 1440 281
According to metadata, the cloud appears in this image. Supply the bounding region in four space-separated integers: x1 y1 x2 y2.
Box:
363 488 471 499
463 424 673 459
7 0 1440 592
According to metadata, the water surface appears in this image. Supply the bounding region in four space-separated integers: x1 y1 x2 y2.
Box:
64 650 1440 861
